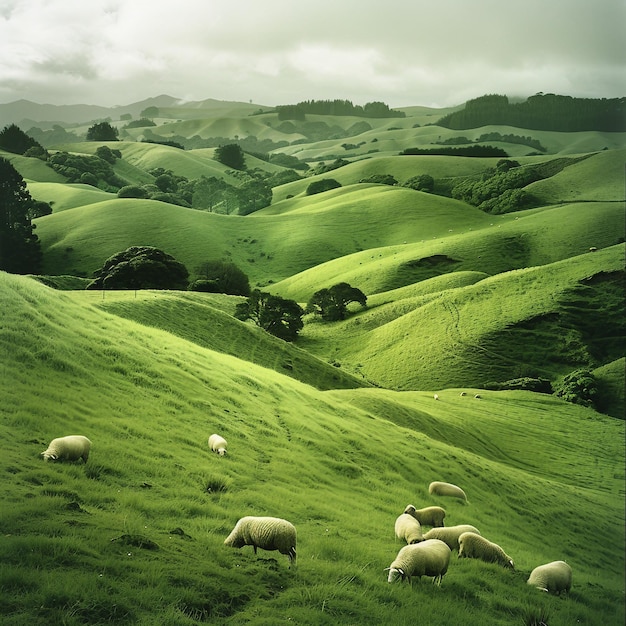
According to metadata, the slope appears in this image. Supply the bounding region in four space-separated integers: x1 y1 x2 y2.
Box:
67 289 368 391
0 272 623 626
293 245 625 390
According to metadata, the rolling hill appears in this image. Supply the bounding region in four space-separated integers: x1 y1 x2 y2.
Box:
1 93 624 624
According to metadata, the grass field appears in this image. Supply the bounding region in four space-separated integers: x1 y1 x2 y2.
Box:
1 99 624 624
1 272 623 625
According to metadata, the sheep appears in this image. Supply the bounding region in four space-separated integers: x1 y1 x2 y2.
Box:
404 504 446 527
428 481 467 502
527 560 572 595
386 539 451 585
394 513 424 545
433 393 439 400
423 524 480 551
474 393 482 399
224 516 296 565
458 532 514 568
208 433 228 456
41 435 91 463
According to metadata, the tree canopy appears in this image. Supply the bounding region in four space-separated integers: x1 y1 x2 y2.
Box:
306 283 367 321
0 157 42 274
86 246 189 290
214 143 246 170
235 290 304 342
0 124 46 156
190 260 250 296
86 121 119 141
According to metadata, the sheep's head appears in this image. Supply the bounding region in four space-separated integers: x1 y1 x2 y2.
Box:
385 567 405 583
41 451 56 461
404 504 416 515
217 448 227 456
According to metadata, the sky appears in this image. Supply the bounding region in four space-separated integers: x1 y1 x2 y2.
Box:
0 0 624 109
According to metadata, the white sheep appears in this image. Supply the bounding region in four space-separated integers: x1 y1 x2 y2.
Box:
224 516 296 565
433 393 439 400
41 435 91 463
429 481 467 502
208 433 228 456
394 513 424 544
404 504 446 527
527 560 572 594
386 539 451 585
458 532 514 568
423 524 480 551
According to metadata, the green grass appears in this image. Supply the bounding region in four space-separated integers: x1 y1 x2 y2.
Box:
27 182 115 212
1 272 623 625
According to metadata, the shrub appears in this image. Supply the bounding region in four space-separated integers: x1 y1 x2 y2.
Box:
359 174 397 186
117 185 148 199
191 261 250 296
554 368 598 408
403 174 435 192
306 178 341 196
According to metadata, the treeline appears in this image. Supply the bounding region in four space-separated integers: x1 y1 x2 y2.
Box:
400 145 508 157
437 94 626 131
276 99 405 120
436 132 546 152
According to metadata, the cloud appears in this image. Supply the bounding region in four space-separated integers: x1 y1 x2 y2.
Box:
0 0 624 107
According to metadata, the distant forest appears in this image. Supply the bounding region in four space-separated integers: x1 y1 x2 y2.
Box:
437 94 626 132
276 99 405 120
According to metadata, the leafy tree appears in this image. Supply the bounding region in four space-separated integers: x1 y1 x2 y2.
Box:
0 157 42 273
403 174 434 192
235 289 304 341
86 121 119 141
0 124 46 156
306 178 342 196
117 185 149 199
554 369 599 408
306 282 367 321
214 143 246 170
191 260 250 296
237 178 272 214
124 118 157 128
86 246 189 290
359 174 397 186
95 145 119 164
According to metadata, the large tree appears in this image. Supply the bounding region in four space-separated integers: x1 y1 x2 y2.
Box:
86 121 119 141
0 124 45 155
306 282 367 321
86 246 189 290
190 260 250 296
214 143 245 170
0 157 42 274
235 290 304 341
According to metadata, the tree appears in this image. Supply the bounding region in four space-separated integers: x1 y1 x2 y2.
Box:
86 246 189 290
140 106 159 119
0 123 46 156
237 178 272 214
306 282 367 321
190 260 250 296
214 143 246 170
86 121 119 141
554 369 598 408
0 157 42 273
403 174 434 192
305 178 342 195
359 174 397 186
235 290 304 341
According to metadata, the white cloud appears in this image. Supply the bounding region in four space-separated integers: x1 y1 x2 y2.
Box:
0 0 623 107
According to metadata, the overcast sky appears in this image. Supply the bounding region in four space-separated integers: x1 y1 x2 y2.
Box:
1 0 624 108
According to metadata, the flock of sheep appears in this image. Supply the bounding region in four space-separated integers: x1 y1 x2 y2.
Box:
41 434 572 596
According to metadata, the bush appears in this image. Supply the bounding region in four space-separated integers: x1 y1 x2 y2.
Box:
117 185 148 199
359 174 397 186
484 378 553 393
402 174 434 192
191 261 250 296
554 369 598 408
306 178 342 196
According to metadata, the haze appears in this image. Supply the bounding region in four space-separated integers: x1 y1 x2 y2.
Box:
0 0 624 108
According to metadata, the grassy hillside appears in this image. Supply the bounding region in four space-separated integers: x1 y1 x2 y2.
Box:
26 182 115 212
1 272 623 625
292 245 624 390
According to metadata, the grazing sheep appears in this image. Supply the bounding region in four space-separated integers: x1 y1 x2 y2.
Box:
224 516 296 565
460 392 467 396
423 524 480 551
404 504 446 527
458 532 514 569
394 513 424 544
428 481 467 502
433 393 439 400
386 539 451 585
208 433 228 456
527 560 572 594
474 393 482 399
41 435 91 463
